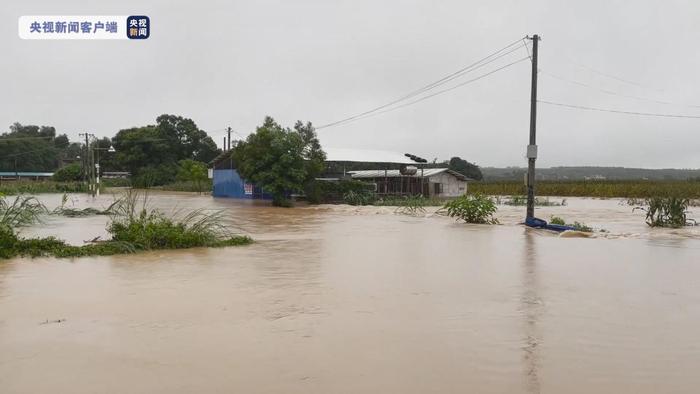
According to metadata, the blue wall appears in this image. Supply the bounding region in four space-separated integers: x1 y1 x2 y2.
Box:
212 169 272 200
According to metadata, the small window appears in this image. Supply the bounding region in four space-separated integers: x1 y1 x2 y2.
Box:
433 183 442 195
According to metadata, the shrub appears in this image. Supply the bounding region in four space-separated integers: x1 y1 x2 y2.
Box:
635 196 692 228
549 216 565 225
52 163 83 182
439 194 499 224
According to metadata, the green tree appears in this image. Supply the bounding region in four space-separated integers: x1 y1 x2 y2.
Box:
232 116 326 207
176 159 209 193
111 115 221 185
448 157 483 181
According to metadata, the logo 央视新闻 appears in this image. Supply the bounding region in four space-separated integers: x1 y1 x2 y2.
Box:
126 16 149 39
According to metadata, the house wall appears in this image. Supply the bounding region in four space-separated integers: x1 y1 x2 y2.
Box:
427 173 467 197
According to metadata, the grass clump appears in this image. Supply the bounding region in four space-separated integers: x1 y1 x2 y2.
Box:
1 191 252 260
438 193 499 224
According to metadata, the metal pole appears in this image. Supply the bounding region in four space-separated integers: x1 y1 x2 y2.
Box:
526 34 539 220
227 127 232 151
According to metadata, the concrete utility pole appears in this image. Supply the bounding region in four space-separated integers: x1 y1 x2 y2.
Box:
526 34 540 220
227 127 232 151
79 132 94 192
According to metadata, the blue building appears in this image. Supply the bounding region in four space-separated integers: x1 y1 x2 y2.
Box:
209 153 272 199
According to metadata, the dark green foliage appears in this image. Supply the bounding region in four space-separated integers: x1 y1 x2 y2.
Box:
175 159 208 193
158 180 213 193
439 194 499 224
111 115 221 186
131 163 178 188
232 117 326 207
448 157 483 180
635 197 692 228
0 123 71 172
52 163 82 182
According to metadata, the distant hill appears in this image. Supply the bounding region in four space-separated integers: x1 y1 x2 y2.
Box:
481 166 700 181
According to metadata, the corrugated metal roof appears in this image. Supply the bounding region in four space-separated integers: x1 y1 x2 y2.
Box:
349 168 468 180
324 148 417 164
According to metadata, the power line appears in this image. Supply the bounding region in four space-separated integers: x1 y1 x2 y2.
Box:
340 57 530 125
317 37 528 129
538 99 700 119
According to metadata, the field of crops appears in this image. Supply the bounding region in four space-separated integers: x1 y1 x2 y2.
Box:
470 180 700 198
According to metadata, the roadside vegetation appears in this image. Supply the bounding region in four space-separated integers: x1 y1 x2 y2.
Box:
0 191 251 260
471 180 700 198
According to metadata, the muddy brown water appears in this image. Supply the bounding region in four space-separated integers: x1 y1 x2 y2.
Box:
2 192 700 393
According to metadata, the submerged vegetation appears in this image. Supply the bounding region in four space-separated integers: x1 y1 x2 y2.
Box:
549 216 594 232
438 194 499 224
0 191 251 260
494 195 567 206
393 195 428 216
471 180 700 199
633 197 696 228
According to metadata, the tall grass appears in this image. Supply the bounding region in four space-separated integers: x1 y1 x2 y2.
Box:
0 195 47 229
0 181 88 195
1 190 251 260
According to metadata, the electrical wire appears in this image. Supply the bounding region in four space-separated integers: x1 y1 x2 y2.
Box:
317 37 528 129
337 57 530 125
538 99 700 119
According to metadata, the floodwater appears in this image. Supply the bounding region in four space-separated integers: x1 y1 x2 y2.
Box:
2 192 700 393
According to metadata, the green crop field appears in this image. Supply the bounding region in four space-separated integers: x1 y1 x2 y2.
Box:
470 180 700 198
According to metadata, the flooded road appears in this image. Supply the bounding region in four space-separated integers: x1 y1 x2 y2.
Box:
2 192 700 393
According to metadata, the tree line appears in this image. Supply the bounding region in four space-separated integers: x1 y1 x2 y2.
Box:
0 115 221 186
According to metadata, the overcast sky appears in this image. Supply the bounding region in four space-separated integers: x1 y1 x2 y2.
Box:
2 0 699 168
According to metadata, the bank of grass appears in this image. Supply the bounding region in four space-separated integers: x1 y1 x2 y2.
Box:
0 192 251 260
471 180 700 198
0 181 88 195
